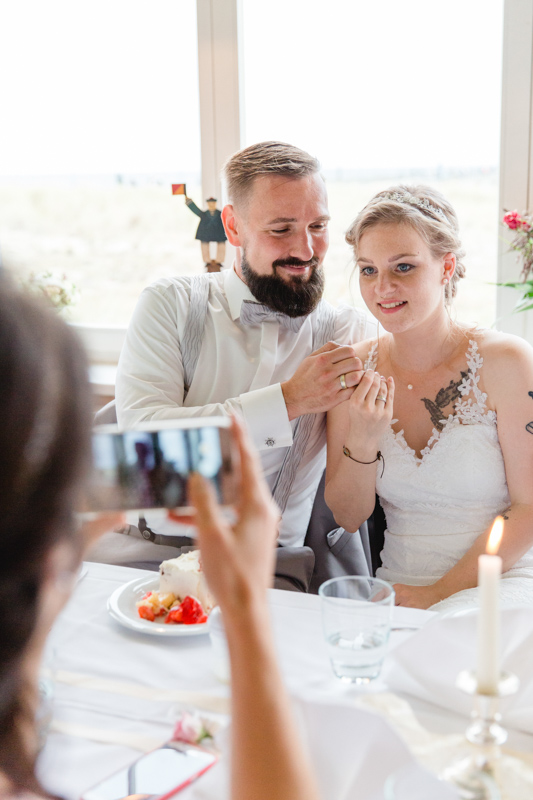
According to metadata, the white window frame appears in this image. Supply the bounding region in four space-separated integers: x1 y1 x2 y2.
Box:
75 0 243 370
497 0 533 343
196 0 244 203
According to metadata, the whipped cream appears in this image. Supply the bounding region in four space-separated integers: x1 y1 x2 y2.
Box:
159 550 214 612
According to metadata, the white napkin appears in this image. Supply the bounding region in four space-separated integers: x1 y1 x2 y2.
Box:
383 607 533 735
294 695 458 800
183 695 458 800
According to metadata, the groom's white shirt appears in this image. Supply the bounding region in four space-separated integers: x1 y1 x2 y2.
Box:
116 267 375 545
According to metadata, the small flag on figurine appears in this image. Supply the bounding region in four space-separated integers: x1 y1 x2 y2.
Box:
172 183 186 195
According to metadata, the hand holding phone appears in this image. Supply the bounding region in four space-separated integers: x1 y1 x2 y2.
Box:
188 415 279 615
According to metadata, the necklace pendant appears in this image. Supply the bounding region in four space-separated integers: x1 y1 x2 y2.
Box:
407 384 413 390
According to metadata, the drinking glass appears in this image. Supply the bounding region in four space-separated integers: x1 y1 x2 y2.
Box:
319 576 394 683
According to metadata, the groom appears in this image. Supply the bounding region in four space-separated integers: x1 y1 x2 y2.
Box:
115 141 375 581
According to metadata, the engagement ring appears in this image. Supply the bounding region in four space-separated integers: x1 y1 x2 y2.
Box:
339 374 347 390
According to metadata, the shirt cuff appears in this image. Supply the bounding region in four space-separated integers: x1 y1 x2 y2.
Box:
240 383 293 451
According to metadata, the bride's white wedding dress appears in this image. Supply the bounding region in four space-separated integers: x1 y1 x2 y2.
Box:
365 339 533 614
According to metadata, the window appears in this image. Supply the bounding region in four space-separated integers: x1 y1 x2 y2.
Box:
242 0 504 328
1 1 518 341
0 0 202 327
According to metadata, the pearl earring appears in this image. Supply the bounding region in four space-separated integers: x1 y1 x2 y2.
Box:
442 277 449 285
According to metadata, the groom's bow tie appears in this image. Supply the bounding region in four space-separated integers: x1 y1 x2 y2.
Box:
239 300 307 333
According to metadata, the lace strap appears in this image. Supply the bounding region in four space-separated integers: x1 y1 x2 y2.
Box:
458 341 486 407
364 340 378 370
455 340 495 424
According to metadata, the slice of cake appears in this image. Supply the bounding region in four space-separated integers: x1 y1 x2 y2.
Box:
159 550 215 613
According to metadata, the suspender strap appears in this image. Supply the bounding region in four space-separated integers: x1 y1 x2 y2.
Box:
181 274 211 398
272 301 337 513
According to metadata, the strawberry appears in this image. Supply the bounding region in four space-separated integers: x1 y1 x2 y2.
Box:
138 604 155 622
165 606 184 624
165 595 208 625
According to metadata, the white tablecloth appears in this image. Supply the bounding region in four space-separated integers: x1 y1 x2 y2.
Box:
36 563 533 800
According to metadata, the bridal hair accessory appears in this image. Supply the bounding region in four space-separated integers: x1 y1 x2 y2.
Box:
342 445 385 478
381 191 447 222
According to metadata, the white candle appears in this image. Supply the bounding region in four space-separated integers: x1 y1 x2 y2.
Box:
477 517 504 695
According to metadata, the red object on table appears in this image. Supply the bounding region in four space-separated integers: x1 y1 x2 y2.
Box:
166 596 208 625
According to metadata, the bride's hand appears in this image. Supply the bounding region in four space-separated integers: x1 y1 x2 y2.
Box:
393 583 443 610
346 371 394 444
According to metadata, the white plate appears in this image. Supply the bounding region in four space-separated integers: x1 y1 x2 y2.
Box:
107 576 210 637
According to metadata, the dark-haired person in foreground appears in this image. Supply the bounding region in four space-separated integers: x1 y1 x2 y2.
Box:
0 279 319 800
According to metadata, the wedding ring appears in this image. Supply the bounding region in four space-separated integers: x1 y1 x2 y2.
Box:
376 395 387 402
339 374 347 390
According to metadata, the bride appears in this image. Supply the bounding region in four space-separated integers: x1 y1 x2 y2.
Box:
325 185 533 612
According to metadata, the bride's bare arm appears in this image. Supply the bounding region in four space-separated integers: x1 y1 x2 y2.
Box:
394 334 533 609
325 369 394 533
189 418 320 800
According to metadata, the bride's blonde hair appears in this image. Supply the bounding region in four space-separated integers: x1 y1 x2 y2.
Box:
345 185 466 304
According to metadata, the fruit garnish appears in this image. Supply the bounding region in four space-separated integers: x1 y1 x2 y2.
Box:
138 605 155 622
165 595 208 625
159 592 177 609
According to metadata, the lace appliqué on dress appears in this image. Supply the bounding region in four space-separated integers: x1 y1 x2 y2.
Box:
454 340 496 426
364 341 378 371
420 341 496 459
378 339 496 464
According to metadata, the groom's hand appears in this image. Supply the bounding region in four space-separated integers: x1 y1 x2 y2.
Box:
281 341 364 421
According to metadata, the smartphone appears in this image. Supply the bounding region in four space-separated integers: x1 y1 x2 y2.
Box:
88 417 236 513
81 740 218 800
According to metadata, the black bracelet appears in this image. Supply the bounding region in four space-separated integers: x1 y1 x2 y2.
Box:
342 445 385 478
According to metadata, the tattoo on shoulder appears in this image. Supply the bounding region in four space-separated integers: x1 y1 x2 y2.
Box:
421 371 469 431
527 391 533 435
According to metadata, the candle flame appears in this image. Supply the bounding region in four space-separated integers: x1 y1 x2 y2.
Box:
487 516 504 555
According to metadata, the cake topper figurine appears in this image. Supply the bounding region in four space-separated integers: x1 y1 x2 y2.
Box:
172 184 226 272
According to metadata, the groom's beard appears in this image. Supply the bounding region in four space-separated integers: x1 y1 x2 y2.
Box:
241 253 325 318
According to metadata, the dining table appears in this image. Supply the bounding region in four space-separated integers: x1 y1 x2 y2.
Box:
37 562 533 800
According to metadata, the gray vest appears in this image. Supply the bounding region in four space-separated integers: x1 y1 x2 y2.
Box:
182 274 337 513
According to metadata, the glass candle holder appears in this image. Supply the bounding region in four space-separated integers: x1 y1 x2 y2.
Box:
441 670 519 800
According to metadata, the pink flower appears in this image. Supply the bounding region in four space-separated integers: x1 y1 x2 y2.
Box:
172 711 205 744
520 218 531 231
503 210 522 230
